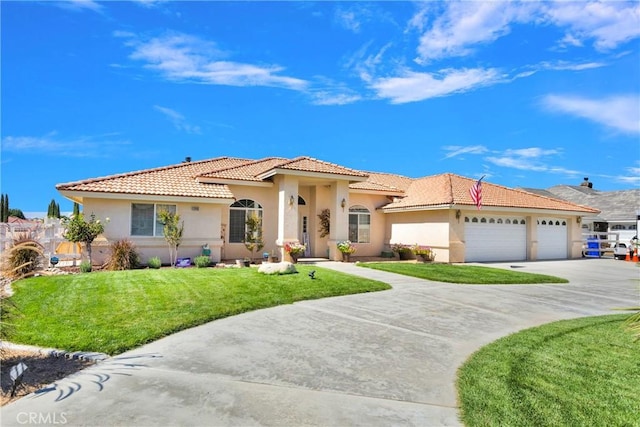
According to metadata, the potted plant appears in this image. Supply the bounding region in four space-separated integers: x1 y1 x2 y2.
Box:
411 244 435 262
337 240 356 262
284 242 306 263
392 243 413 260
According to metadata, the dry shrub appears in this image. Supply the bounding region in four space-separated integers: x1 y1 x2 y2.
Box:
1 234 44 280
104 239 140 271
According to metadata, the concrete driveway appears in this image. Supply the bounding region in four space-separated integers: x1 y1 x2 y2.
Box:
2 259 638 426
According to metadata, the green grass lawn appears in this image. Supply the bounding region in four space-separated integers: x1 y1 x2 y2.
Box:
360 262 568 284
7 265 389 355
457 314 640 426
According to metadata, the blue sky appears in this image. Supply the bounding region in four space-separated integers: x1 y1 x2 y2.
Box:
2 0 639 214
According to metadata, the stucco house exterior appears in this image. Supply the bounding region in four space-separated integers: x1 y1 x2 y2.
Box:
56 156 598 265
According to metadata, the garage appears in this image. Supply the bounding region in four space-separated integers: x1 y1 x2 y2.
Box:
537 218 568 259
464 216 527 262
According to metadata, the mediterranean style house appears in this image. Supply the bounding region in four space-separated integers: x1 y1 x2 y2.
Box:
56 156 599 265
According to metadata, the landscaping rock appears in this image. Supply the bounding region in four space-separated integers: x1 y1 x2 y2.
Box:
258 262 297 275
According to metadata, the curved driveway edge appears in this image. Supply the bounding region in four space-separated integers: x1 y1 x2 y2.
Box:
1 259 637 426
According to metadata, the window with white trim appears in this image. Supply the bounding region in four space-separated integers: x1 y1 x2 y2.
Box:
229 199 263 243
349 205 370 243
131 203 177 237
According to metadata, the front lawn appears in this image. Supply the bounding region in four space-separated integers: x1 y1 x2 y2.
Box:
360 262 567 284
457 314 640 426
7 266 389 355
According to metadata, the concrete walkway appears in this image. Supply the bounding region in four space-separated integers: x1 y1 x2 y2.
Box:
1 259 638 426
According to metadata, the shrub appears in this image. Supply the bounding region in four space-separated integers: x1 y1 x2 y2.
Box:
80 261 92 273
147 257 162 269
194 255 211 268
1 234 44 280
105 239 140 271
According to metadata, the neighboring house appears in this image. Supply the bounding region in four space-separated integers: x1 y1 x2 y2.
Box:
522 177 640 244
56 156 598 265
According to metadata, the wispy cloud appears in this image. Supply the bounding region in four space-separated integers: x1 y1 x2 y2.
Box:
55 0 104 13
154 105 201 134
486 147 581 176
370 67 502 104
119 32 308 91
442 145 489 159
415 2 532 63
412 1 640 63
1 132 130 157
542 1 640 51
542 94 640 134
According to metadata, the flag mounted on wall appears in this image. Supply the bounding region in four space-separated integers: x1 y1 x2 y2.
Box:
470 176 485 210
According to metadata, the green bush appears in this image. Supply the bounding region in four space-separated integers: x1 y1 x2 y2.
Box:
147 257 162 269
79 261 92 273
105 239 140 271
194 256 211 268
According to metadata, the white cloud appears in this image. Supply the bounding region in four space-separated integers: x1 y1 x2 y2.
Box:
542 94 640 134
412 1 640 63
1 132 129 157
335 9 362 33
371 68 502 104
442 145 489 159
56 0 104 13
486 147 581 176
415 2 531 63
543 1 640 51
154 106 201 134
122 32 308 91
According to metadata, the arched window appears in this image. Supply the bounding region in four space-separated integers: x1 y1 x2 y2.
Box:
472 217 478 223
489 218 495 223
349 205 370 243
497 218 503 224
229 199 263 243
480 218 487 223
298 196 306 206
506 219 511 224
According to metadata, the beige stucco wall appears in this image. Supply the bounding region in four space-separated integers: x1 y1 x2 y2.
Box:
82 197 223 266
386 209 452 262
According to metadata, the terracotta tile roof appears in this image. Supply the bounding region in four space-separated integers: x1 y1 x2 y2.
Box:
198 157 289 181
351 172 413 194
199 156 368 182
273 157 369 178
56 157 251 199
382 173 600 213
56 156 599 214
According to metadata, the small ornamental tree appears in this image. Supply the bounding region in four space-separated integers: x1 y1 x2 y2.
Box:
158 209 184 267
62 213 106 265
244 213 264 260
72 202 80 216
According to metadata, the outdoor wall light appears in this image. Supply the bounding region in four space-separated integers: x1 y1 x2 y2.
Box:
577 216 582 224
341 198 346 210
289 195 295 207
455 209 461 221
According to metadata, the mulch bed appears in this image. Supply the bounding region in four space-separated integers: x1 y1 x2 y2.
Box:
0 348 94 406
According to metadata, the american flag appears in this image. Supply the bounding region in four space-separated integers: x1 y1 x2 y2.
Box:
470 176 485 210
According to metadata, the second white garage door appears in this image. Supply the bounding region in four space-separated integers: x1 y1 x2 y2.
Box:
537 219 568 260
465 216 527 262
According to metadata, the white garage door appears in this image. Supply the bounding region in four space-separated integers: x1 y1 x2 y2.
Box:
465 216 527 262
537 219 568 260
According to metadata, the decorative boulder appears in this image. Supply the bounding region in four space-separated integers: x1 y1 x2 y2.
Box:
258 261 297 275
